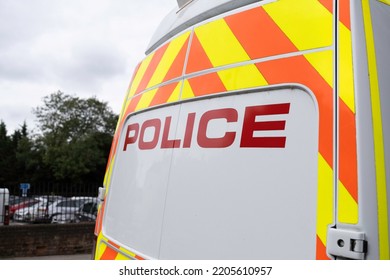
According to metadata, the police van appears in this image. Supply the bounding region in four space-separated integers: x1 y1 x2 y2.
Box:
94 0 390 260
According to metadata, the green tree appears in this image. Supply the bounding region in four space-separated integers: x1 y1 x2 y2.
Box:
13 122 45 183
33 91 118 183
0 121 13 185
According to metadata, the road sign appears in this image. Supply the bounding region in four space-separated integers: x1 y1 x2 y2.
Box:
20 183 31 197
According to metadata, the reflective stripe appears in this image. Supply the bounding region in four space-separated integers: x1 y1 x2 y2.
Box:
338 180 359 224
146 32 190 88
304 50 333 88
217 64 268 92
378 0 390 6
339 23 355 113
263 0 333 51
362 0 389 260
194 19 251 68
136 81 183 111
95 233 108 260
337 0 359 225
134 45 169 95
96 234 145 260
317 154 334 259
224 6 298 60
129 54 155 98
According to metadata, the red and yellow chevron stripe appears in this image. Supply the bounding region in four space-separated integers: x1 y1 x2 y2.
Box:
336 0 359 226
95 0 360 260
95 234 144 260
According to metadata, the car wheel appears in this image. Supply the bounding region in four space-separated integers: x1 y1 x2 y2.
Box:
50 214 58 223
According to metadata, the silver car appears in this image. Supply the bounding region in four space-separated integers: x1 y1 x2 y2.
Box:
49 197 96 223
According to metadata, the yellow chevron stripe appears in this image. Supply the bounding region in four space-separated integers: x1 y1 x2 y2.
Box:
136 82 183 111
167 81 183 103
118 88 131 125
263 0 333 51
379 0 390 5
135 88 159 111
317 153 334 246
118 98 132 125
194 18 250 68
217 64 268 91
147 32 190 88
304 50 333 88
103 156 115 188
338 180 359 224
339 23 355 113
181 79 195 100
115 247 134 260
363 0 389 259
95 233 108 260
129 54 154 97
115 253 130 260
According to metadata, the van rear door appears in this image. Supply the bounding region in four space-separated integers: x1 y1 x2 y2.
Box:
104 86 320 259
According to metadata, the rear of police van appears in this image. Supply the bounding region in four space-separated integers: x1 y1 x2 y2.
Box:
94 0 390 260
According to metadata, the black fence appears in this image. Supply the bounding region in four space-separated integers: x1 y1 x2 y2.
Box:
0 183 100 225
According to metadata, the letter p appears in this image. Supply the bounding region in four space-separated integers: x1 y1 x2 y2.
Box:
123 123 139 151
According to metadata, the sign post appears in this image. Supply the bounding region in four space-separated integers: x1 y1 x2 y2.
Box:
20 183 31 197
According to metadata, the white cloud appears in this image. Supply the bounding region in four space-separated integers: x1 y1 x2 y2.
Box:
0 0 176 133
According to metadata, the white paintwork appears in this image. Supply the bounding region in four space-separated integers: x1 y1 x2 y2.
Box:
104 87 319 259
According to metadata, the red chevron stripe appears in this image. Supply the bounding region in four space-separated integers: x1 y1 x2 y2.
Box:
316 235 330 260
225 7 298 59
319 0 351 30
186 33 214 74
135 43 169 95
339 99 358 202
100 245 119 260
150 82 180 107
163 37 189 82
187 72 226 97
339 0 351 30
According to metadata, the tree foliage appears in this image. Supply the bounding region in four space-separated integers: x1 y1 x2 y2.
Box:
0 91 118 186
34 91 116 139
0 121 13 185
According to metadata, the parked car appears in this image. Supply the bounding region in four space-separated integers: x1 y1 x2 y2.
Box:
10 198 41 220
13 197 48 222
52 199 98 224
75 199 98 222
46 197 96 223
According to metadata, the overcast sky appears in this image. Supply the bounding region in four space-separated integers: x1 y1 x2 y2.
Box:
0 0 176 133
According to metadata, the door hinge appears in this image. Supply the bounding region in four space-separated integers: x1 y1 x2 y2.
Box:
98 187 106 203
327 228 367 260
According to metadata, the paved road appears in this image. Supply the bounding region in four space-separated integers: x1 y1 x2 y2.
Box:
5 254 92 260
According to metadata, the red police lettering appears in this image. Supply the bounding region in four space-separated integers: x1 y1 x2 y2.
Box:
123 123 139 151
197 108 238 148
139 119 161 150
183 113 196 148
240 103 290 148
122 103 290 151
161 116 181 149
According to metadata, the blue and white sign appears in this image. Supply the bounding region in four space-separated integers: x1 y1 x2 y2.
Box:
20 183 31 197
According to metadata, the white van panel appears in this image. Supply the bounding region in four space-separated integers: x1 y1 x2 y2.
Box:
104 86 319 259
103 105 181 258
160 87 319 259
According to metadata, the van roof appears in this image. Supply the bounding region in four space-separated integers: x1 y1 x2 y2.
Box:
146 0 262 54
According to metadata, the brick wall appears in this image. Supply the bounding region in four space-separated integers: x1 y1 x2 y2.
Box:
0 223 95 258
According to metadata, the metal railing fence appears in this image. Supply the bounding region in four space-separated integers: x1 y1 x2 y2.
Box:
1 183 100 225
